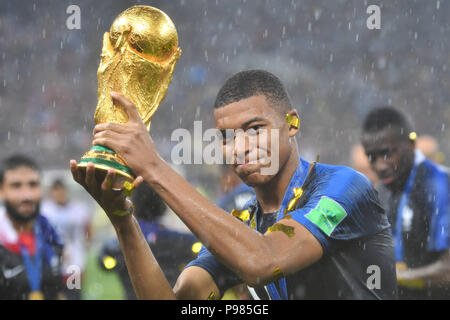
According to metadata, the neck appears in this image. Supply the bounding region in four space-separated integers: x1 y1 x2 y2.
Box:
8 215 35 234
254 144 300 213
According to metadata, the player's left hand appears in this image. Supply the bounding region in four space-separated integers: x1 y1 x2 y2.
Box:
92 91 160 179
70 160 144 226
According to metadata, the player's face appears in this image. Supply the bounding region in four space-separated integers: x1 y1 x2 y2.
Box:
214 95 292 187
0 166 42 219
51 185 68 205
362 128 415 190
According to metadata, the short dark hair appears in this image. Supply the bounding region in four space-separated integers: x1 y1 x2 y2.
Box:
0 154 40 184
132 182 166 221
213 70 292 113
50 178 66 190
362 106 414 141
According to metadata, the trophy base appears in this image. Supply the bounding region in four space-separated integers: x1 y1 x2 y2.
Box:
77 145 135 190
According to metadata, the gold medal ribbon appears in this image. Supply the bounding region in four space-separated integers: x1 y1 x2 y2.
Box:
284 187 303 214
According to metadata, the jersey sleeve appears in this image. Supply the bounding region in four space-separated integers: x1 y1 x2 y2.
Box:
425 163 450 252
288 167 390 253
185 245 242 296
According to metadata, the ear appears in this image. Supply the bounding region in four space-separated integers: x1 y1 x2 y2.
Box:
285 109 300 138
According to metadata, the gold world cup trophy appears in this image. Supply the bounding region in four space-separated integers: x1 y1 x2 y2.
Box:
77 5 181 191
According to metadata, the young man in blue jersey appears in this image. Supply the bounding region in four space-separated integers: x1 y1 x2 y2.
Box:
361 107 450 299
70 70 397 299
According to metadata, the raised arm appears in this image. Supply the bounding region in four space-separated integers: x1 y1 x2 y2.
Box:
70 160 222 300
70 161 175 299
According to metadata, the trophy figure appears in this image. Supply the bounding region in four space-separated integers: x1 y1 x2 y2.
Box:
77 5 181 189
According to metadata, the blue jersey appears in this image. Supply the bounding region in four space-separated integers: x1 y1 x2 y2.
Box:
186 157 397 299
378 150 450 299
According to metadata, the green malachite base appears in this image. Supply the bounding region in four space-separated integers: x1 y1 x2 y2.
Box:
78 145 136 188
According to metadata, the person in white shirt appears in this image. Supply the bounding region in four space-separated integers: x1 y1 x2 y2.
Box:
41 179 92 300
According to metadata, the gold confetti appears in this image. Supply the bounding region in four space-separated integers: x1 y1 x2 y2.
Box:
285 113 300 129
267 223 295 237
123 180 135 197
230 209 250 222
285 187 303 213
250 214 256 230
273 266 284 277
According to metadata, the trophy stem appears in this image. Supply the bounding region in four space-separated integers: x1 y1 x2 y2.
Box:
78 145 136 188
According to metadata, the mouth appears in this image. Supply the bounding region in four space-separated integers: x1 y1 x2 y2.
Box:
233 161 261 177
19 202 36 212
379 174 394 185
235 159 259 168
234 150 270 168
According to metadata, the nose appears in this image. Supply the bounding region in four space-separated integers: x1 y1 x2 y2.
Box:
372 155 389 174
20 185 39 201
233 131 250 160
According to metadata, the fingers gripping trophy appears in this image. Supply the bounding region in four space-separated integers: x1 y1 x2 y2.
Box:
77 6 181 198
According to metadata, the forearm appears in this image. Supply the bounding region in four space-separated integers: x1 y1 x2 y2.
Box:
399 250 450 287
143 160 276 284
113 215 176 299
402 260 450 286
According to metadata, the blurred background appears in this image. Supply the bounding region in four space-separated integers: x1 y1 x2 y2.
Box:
0 0 449 299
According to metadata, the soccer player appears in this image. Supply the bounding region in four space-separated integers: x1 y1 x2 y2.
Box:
0 155 64 300
361 107 450 299
70 70 397 299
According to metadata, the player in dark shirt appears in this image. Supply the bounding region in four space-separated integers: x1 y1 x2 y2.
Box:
0 155 64 300
361 107 450 299
70 70 397 299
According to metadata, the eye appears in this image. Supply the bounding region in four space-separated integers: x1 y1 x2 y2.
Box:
246 125 264 136
10 182 21 189
216 130 224 141
218 130 235 145
29 181 40 188
382 148 394 160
